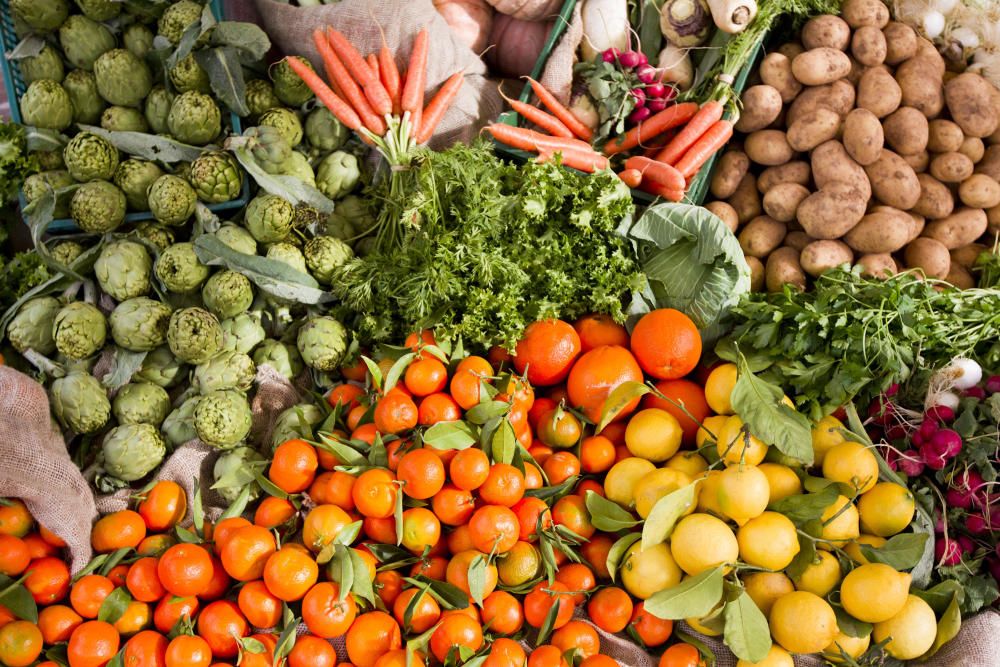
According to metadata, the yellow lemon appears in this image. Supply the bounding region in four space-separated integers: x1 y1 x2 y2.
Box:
858 482 916 537
811 415 846 465
840 563 911 623
759 463 802 506
791 550 842 597
743 572 795 617
497 541 541 586
736 645 793 667
717 463 770 526
819 495 860 548
686 611 723 637
716 415 769 466
822 441 879 493
822 631 871 663
872 595 937 660
696 415 731 449
736 512 800 571
769 591 839 655
604 457 656 508
696 470 725 516
634 468 693 519
625 409 683 463
620 541 682 600
843 534 887 565
705 363 737 414
670 513 738 576
666 451 709 477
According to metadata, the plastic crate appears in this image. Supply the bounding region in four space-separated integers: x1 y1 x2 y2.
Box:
1 0 249 233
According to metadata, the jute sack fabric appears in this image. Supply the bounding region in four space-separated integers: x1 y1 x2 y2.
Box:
537 1 583 105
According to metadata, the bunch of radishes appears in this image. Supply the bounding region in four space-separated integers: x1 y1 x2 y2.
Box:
602 47 677 126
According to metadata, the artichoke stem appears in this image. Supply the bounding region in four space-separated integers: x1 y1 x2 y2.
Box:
22 349 66 378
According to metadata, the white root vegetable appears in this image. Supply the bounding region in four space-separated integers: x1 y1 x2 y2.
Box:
705 0 758 34
580 0 630 61
659 0 712 47
657 44 694 90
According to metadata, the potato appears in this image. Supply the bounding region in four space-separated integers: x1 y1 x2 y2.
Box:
882 107 928 156
787 79 856 126
792 48 853 86
914 37 947 76
951 243 988 268
786 108 840 152
842 109 884 165
912 174 954 219
802 15 851 50
800 240 854 277
851 26 886 66
784 231 814 251
705 201 739 233
989 203 1000 233
929 152 975 183
710 151 750 199
812 140 872 200
863 149 921 209
944 72 1000 138
841 0 889 29
896 57 944 118
743 256 764 292
902 151 929 173
758 53 802 104
727 172 762 224
927 120 964 153
958 136 985 164
796 181 868 239
758 162 811 193
766 247 807 292
777 42 805 60
883 22 917 65
958 174 1000 208
735 86 784 133
745 130 795 166
907 211 926 242
763 183 811 222
946 264 975 288
856 67 902 118
857 253 898 277
976 145 1000 180
738 216 787 258
843 207 917 253
904 237 951 278
923 207 989 248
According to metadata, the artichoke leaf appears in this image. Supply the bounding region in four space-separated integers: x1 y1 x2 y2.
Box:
209 22 271 63
194 47 249 117
78 125 203 163
166 2 217 68
231 146 335 213
9 34 46 59
101 348 148 391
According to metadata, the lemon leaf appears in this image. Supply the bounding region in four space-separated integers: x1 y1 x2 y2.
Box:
723 591 772 663
585 490 641 532
642 481 699 550
596 381 650 433
606 533 642 583
731 355 813 464
859 533 929 571
644 566 724 620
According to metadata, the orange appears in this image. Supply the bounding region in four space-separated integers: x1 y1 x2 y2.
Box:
37 605 82 644
523 463 543 489
577 479 605 498
411 556 447 581
136 534 175 556
404 357 448 396
479 464 525 507
352 469 398 519
91 511 146 553
263 546 318 602
302 582 357 638
126 557 166 603
239 633 276 667
345 611 402 667
302 504 353 553
658 643 703 667
123 630 167 667
137 481 187 532
431 485 475 526
630 309 702 380
0 620 42 667
70 575 114 619
375 648 426 667
238 580 281 630
165 634 211 667
524 581 574 630
543 451 582 485
417 392 462 425
157 544 214 597
429 613 482 663
574 314 630 352
363 516 397 543
112 600 150 636
67 620 119 667
446 550 497 598
581 657 620 667
552 494 596 540
449 356 494 410
392 587 441 633
253 496 297 529
469 505 519 553
449 448 490 491
552 620 600 659
567 346 644 423
269 439 319 494
481 590 523 635
24 556 70 605
341 354 369 382
346 406 369 432
309 471 357 510
400 508 441 554
220 525 275 582
196 600 248 659
375 570 404 608
288 634 337 667
327 383 365 410
152 596 197 635
630 602 674 647
209 517 251 555
405 329 436 350
447 525 476 554
512 496 552 541
483 638 526 667
396 449 445 500
643 379 712 445
528 644 570 667
514 320 581 386
554 563 596 605
0 501 32 538
373 392 418 435
0 535 30 576
199 555 230 601
580 435 616 474
38 525 66 548
587 586 633 633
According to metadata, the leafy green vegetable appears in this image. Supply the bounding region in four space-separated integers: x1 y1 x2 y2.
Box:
574 60 640 147
0 251 52 314
0 120 38 205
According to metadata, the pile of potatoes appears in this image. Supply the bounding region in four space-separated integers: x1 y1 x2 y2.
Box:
705 0 1000 292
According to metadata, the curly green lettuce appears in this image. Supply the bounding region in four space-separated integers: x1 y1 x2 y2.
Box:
0 120 38 205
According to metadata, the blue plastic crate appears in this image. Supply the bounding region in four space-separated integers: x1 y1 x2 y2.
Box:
1 0 249 233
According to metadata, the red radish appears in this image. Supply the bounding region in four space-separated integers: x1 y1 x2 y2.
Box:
637 65 658 84
630 88 646 107
987 375 1000 393
925 405 955 422
628 107 651 123
618 50 642 68
646 99 667 112
645 82 667 98
602 48 620 63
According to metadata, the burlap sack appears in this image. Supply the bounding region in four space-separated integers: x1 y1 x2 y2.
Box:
253 0 504 149
538 1 583 105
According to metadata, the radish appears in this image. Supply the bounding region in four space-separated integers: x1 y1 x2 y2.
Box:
646 98 668 112
636 65 658 84
627 107 652 124
987 375 1000 393
630 88 646 107
618 50 642 68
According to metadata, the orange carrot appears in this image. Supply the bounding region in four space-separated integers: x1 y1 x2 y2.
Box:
524 77 593 141
378 46 401 115
618 168 642 188
485 124 592 153
655 100 725 165
624 156 685 191
401 29 429 132
284 56 362 131
640 180 685 201
674 120 735 178
508 99 574 138
326 28 392 116
367 54 379 83
536 148 609 173
642 131 674 157
604 102 699 154
415 71 465 144
312 30 385 135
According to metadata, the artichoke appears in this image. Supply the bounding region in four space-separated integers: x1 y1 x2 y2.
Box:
277 151 315 187
101 106 149 133
123 23 155 59
114 159 164 211
169 54 211 94
147 175 197 226
167 307 223 364
215 224 257 255
258 108 303 147
162 395 200 447
64 131 118 182
94 49 153 108
244 126 291 175
304 236 353 285
354 236 377 257
50 371 110 434
193 350 256 393
326 194 374 239
253 339 303 380
220 312 266 354
19 44 65 85
33 150 64 171
76 0 121 22
316 151 360 200
69 180 126 233
167 91 221 146
7 296 61 354
297 316 348 371
155 242 210 294
22 170 74 218
113 382 171 426
194 390 252 448
132 222 175 252
189 151 243 204
157 0 203 45
11 0 69 32
135 345 186 388
270 57 314 107
102 423 166 481
212 446 264 504
305 107 348 152
245 193 294 243
95 240 152 301
202 270 254 319
144 86 174 135
292 204 322 231
270 403 323 451
59 15 115 71
20 80 73 131
109 297 172 351
53 301 106 359
51 240 84 266
62 69 106 125
266 242 307 274
245 79 281 118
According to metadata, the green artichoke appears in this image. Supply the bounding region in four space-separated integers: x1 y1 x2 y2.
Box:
354 236 376 257
245 79 282 118
158 0 203 45
292 204 322 231
33 150 64 171
212 446 264 503
189 151 243 203
22 170 74 218
316 151 360 200
109 297 171 351
325 194 374 240
114 159 164 211
8 296 61 354
19 44 65 85
102 423 166 481
202 270 254 320
94 49 153 108
244 126 291 175
50 371 110 434
59 15 115 71
11 0 69 32
53 301 106 359
245 193 294 243
132 222 175 252
266 242 308 274
194 389 252 448
76 0 121 22
193 350 256 393
113 382 171 426
258 108 303 147
20 80 73 131
304 236 353 285
270 57 314 107
135 345 186 388
220 312 266 355
162 395 199 447
101 106 149 133
144 86 174 135
123 23 155 59
297 316 348 371
51 241 84 266
168 307 222 364
169 54 211 94
277 151 316 187
62 69 106 125
155 242 210 294
167 91 221 146
305 107 348 152
270 403 323 451
215 224 257 255
147 175 197 226
95 240 152 301
253 339 303 380
69 180 126 233
64 131 118 182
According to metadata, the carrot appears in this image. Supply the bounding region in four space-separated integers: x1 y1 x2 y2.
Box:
654 100 725 165
283 56 363 132
378 46 401 115
624 156 685 191
524 77 593 141
640 180 685 201
485 124 592 153
367 54 379 83
674 119 735 178
604 102 698 155
401 29 429 133
536 148 609 173
312 30 385 135
415 71 465 144
326 28 392 116
508 99 574 138
642 131 674 157
618 168 642 188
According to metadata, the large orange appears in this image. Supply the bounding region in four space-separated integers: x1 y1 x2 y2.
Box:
37 605 82 644
373 392 418 435
67 620 119 667
137 481 187 532
123 630 168 667
69 575 114 619
309 471 356 511
91 511 146 553
0 620 42 667
302 583 357 638
157 544 214 597
566 345 644 423
429 613 483 663
263 546 318 602
269 439 319 494
196 600 248 659
344 611 402 667
431 485 475 526
643 379 712 445
587 586 633 633
238 581 281 630
396 449 445 500
24 557 70 605
219 525 276 582
351 469 398 519
301 504 353 553
573 314 630 352
513 320 581 386
630 309 702 380
480 591 523 635
125 558 166 603
400 508 441 555
468 505 519 554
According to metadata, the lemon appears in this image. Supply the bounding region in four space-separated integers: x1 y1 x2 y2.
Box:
822 631 871 663
604 457 656 508
620 541 682 600
843 534 887 565
666 451 709 477
759 463 802 506
769 591 839 654
822 441 879 493
705 363 737 414
625 408 683 463
737 512 800 571
811 415 846 465
670 513 738 576
686 612 723 637
736 645 793 667
696 415 731 449
819 495 860 548
858 482 916 537
497 541 540 586
717 463 770 526
716 415 768 466
743 572 795 617
791 550 841 597
872 595 937 660
840 563 911 623
696 470 725 516
633 468 693 519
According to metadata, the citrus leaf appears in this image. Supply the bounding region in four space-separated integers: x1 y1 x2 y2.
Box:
585 491 641 532
97 548 132 577
723 591 772 663
404 575 469 610
491 420 517 465
316 434 368 467
192 482 204 534
535 588 562 646
784 535 816 580
769 486 839 526
422 421 478 450
334 520 363 546
348 548 376 604
468 554 488 606
97 587 133 624
0 576 36 623
596 381 650 433
218 485 251 521
832 602 873 639
607 533 642 583
920 587 962 659
642 481 699 550
731 356 813 464
645 566 724 620
383 353 415 394
859 533 929 571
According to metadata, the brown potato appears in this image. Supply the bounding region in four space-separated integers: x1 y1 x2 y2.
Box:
758 162 811 193
802 15 851 50
787 107 840 152
883 22 917 65
792 48 853 86
904 237 951 278
710 151 750 199
851 26 887 66
907 211 926 242
951 243 988 268
976 145 1000 180
800 240 854 277
766 247 807 292
784 230 815 251
882 107 928 156
759 53 802 103
841 0 890 28
989 203 1000 233
843 207 917 253
763 183 811 222
927 119 964 153
944 72 1000 138
914 37 946 76
896 57 944 118
745 130 795 166
738 216 787 258
911 174 954 220
958 136 985 164
958 174 1000 208
727 172 763 224
856 253 898 277
856 67 902 118
812 140 872 200
746 256 765 292
796 181 868 239
842 109 884 165
705 201 740 233
787 79 856 125
923 207 989 248
736 86 784 133
863 149 921 209
945 264 975 288
929 152 975 183
777 42 805 60
902 151 930 173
